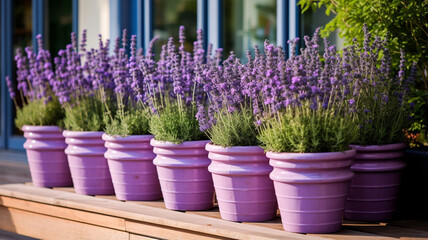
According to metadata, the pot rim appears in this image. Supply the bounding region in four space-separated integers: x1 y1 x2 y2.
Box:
63 130 104 138
150 138 210 148
266 149 356 161
102 133 154 142
205 142 265 154
350 143 406 152
22 125 62 132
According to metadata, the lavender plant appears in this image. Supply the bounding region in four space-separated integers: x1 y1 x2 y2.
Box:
195 49 259 147
254 30 358 153
348 25 417 145
103 31 151 136
53 31 116 132
138 26 207 143
6 35 64 129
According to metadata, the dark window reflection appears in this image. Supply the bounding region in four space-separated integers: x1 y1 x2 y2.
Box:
11 0 72 135
153 0 197 57
12 0 32 135
46 0 72 56
300 6 342 52
223 0 276 60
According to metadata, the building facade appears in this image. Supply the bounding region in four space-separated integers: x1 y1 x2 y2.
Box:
0 0 338 150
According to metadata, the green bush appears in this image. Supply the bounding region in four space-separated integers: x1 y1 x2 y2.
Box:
15 98 64 129
150 104 207 144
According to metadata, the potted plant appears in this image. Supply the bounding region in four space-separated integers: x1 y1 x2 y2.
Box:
257 31 358 233
343 26 417 221
55 31 115 195
6 35 72 188
197 48 277 222
144 27 214 211
102 32 162 201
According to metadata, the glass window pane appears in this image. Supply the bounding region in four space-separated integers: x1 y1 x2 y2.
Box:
153 0 197 56
12 0 33 135
223 0 276 60
46 0 72 56
78 0 110 50
300 6 344 50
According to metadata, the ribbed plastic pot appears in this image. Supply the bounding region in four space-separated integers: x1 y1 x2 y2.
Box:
345 143 406 221
103 134 162 201
22 125 72 187
64 131 114 195
267 150 356 233
151 139 214 210
206 143 277 222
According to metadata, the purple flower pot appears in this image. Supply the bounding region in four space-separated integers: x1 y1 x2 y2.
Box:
345 143 406 221
151 139 214 210
22 125 72 187
267 150 356 233
63 131 114 195
103 134 162 201
206 143 277 222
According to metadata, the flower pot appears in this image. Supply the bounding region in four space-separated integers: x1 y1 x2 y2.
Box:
267 150 356 233
151 139 214 210
345 143 406 221
64 131 114 195
103 134 162 201
399 149 428 220
22 125 72 187
206 143 277 222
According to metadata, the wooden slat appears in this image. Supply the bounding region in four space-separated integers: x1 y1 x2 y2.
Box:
0 196 126 231
0 206 128 240
130 234 159 240
243 219 284 231
309 229 397 240
129 200 167 209
347 225 428 239
0 184 323 240
126 219 225 240
52 187 76 193
186 207 222 219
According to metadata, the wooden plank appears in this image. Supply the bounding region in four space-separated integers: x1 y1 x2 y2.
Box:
0 206 128 240
243 218 284 231
186 207 222 219
129 200 167 209
95 195 120 201
0 229 38 240
126 219 225 240
0 184 323 240
347 225 428 239
130 234 159 240
309 229 397 240
52 187 76 193
0 196 126 231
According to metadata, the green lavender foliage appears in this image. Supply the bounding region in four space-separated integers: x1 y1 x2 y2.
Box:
104 107 151 136
207 106 258 147
150 104 207 144
15 98 64 129
259 102 358 153
353 78 410 145
63 97 108 131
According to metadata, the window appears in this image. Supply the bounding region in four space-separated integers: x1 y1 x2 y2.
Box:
223 0 276 60
153 0 197 55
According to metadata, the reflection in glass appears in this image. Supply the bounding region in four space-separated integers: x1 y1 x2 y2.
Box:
223 0 276 60
12 0 33 135
300 6 343 51
47 0 72 56
153 0 197 56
